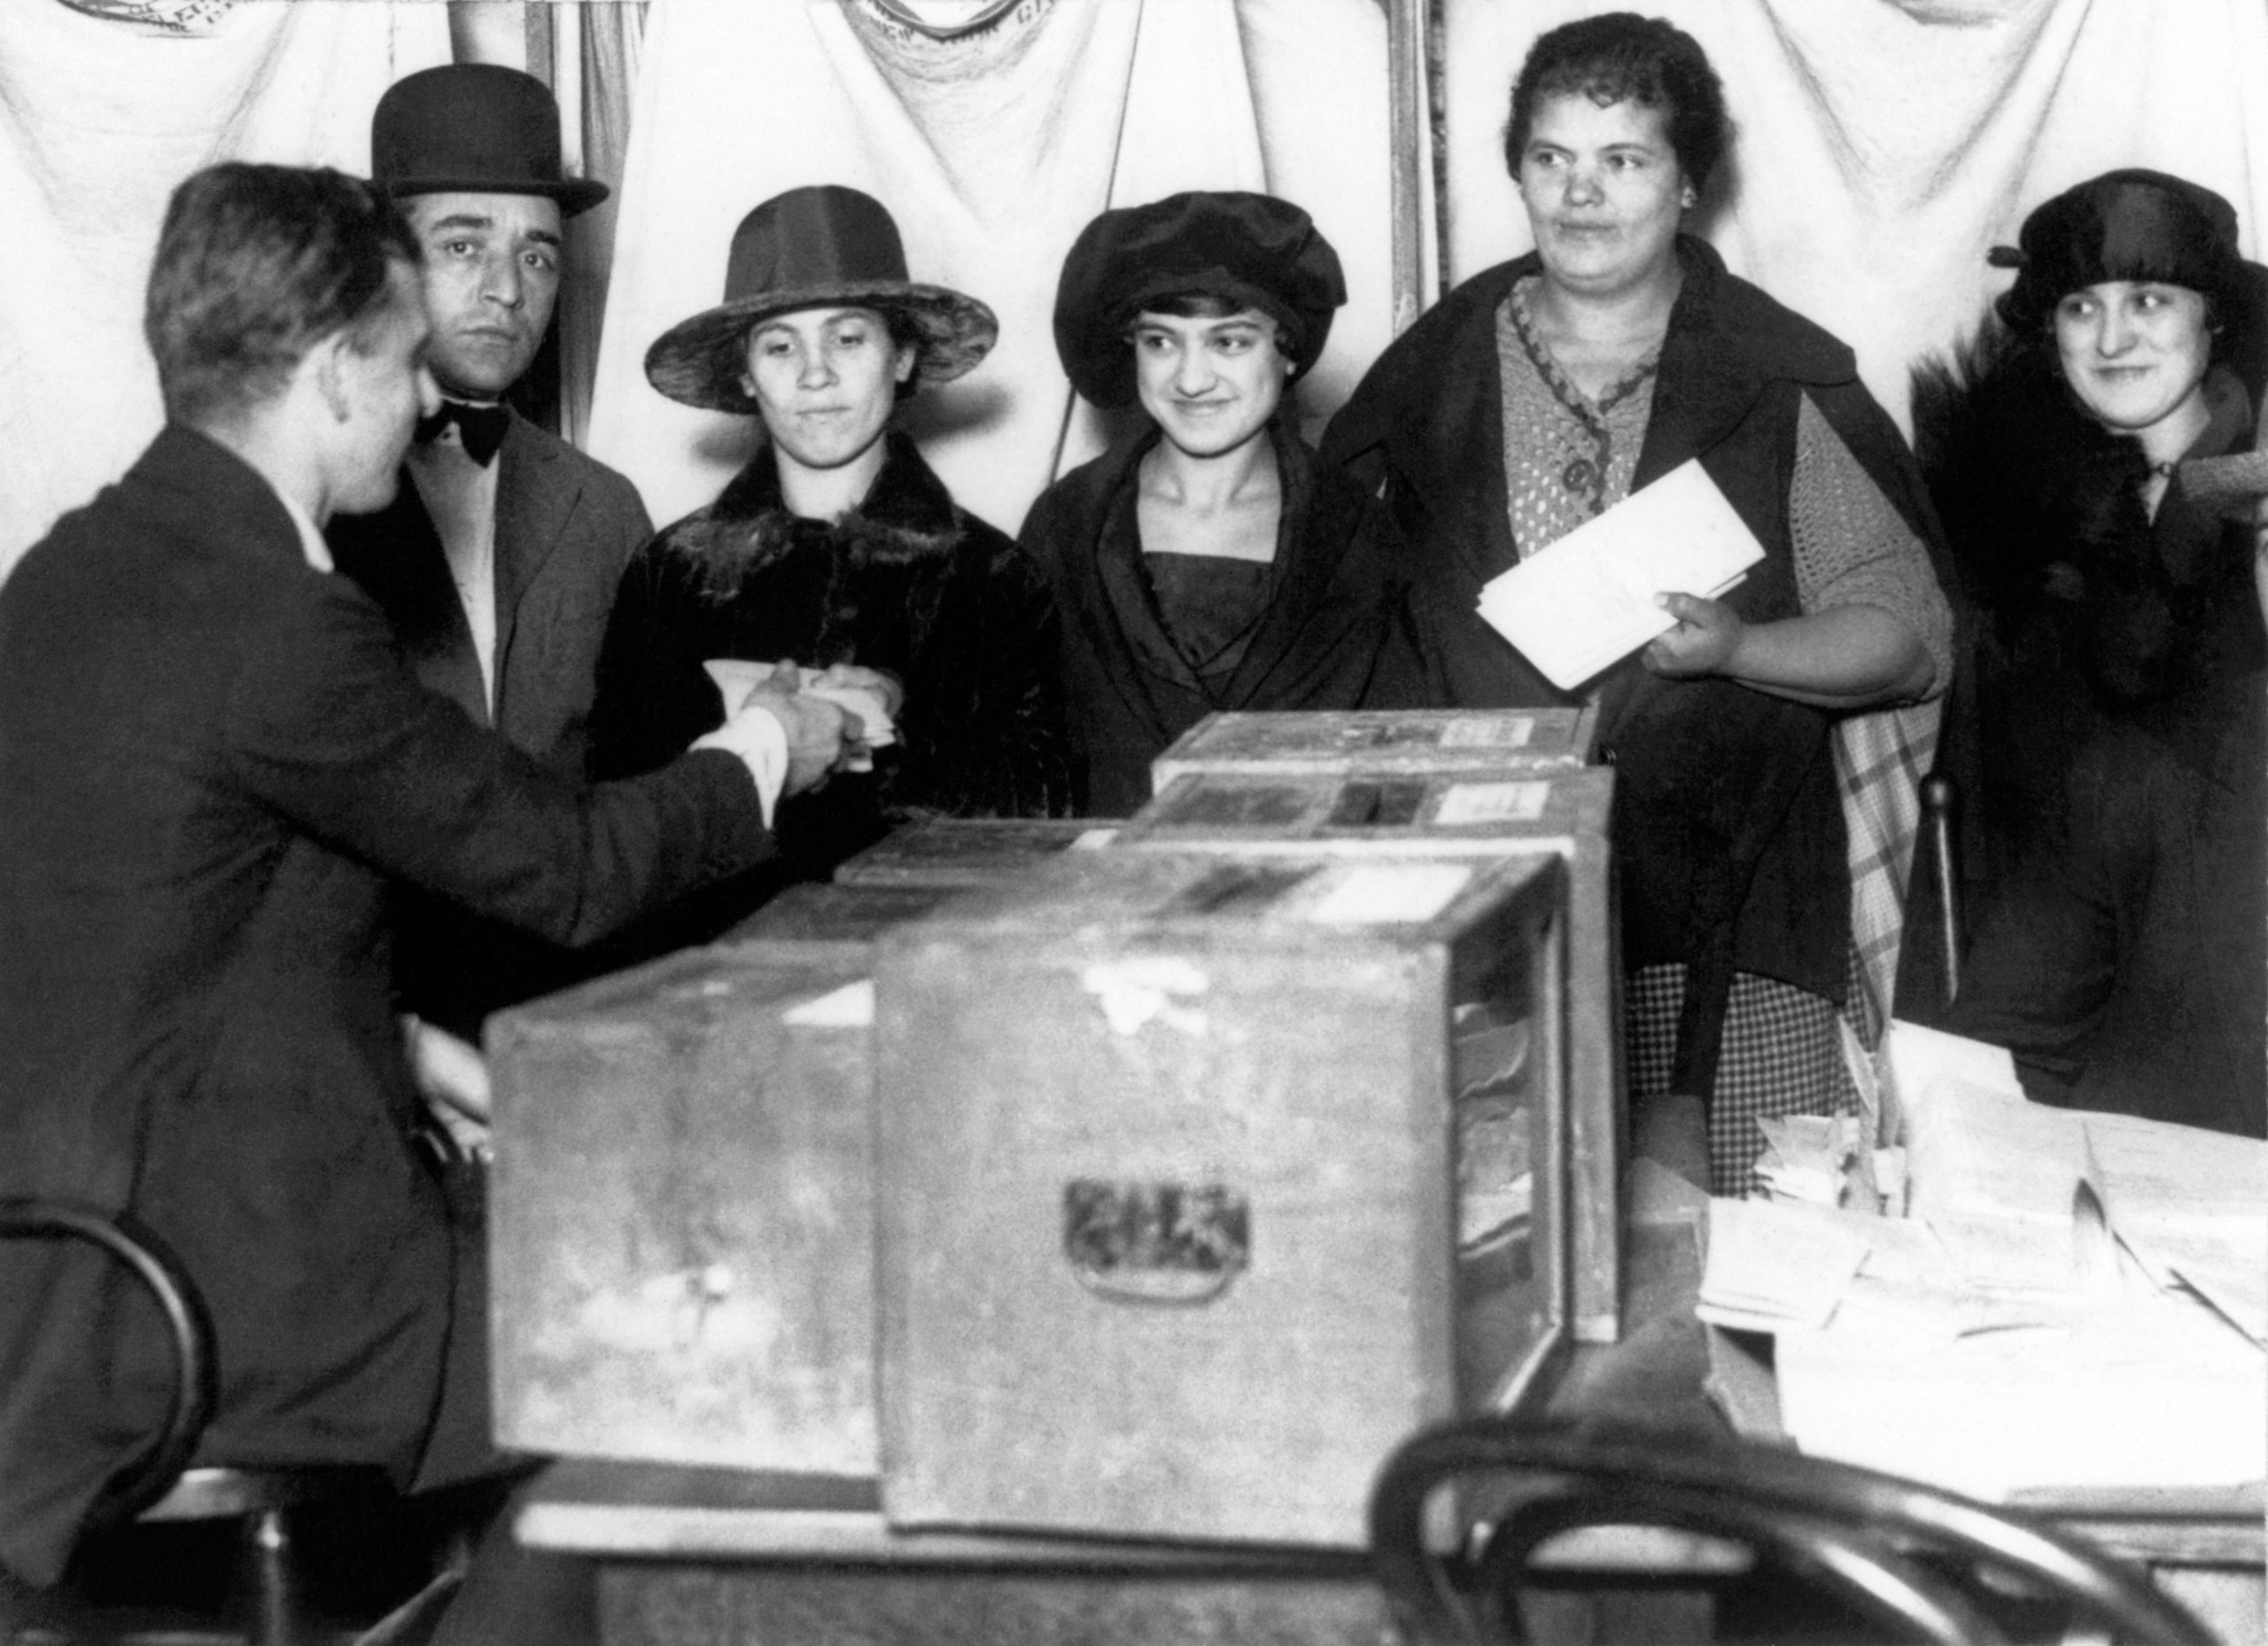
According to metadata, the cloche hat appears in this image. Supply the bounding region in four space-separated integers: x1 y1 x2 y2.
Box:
1052 190 1347 409
644 185 998 413
1991 169 2250 336
371 64 608 218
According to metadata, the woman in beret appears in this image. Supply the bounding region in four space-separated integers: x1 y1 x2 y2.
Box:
1021 190 1440 816
1322 15 1952 1193
589 184 1072 929
1911 168 2268 893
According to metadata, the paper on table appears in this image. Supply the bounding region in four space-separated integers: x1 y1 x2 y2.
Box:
1697 1198 1870 1332
1475 458 1765 691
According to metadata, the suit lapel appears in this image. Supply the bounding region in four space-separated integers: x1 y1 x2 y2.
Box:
491 414 583 721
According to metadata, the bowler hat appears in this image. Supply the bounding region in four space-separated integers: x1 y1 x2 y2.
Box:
1053 191 1346 409
1991 169 2250 337
644 185 998 412
372 64 608 218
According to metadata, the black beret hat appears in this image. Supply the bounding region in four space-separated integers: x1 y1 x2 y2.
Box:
1991 169 2246 335
1052 190 1347 408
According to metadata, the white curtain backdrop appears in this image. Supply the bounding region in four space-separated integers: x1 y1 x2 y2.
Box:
585 0 1399 539
1441 0 2268 431
0 0 450 578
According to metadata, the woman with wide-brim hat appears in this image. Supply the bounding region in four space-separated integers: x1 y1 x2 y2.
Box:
589 184 1072 926
1321 14 1953 1196
1020 189 1442 817
1909 167 2268 905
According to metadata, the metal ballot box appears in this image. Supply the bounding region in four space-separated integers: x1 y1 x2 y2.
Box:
874 850 1571 1549
833 816 1118 889
1149 705 1597 793
1114 767 1625 1346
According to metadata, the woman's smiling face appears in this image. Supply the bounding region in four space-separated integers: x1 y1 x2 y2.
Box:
2054 280 2213 439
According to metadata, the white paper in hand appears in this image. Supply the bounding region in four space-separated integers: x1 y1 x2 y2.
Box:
1476 459 1766 690
701 658 899 773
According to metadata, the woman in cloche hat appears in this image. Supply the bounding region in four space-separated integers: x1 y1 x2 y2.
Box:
1019 190 1441 816
1910 167 2268 906
588 185 1072 920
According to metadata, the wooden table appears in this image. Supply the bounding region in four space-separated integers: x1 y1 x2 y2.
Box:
517 1219 2265 1645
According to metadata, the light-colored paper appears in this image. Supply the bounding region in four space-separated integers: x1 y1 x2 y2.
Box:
1698 1199 1870 1331
702 658 899 773
1475 459 1764 690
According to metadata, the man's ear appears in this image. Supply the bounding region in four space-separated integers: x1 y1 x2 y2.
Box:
894 345 917 386
308 333 353 423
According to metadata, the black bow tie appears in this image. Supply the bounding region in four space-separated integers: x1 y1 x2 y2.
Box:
416 400 509 466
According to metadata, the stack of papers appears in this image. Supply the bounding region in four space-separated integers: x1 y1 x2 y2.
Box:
1698 1024 2268 1501
1476 460 1765 691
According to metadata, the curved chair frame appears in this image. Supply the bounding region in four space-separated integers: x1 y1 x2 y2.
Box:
1369 1416 2216 1646
0 1197 218 1527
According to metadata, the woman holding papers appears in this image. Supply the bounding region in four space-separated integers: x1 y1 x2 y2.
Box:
1323 14 1952 1192
590 185 1073 917
1909 170 2268 901
1022 191 1440 815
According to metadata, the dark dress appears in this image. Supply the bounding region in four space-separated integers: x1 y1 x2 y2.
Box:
588 431 1072 941
1017 421 1441 816
1946 669 2264 1137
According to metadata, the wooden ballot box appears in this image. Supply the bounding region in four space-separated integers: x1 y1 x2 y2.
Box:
489 883 961 1478
833 816 1118 889
487 942 882 1474
1149 705 1597 793
1114 768 1625 1346
873 850 1571 1549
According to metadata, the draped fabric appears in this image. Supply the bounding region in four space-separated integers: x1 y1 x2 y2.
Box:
0 0 449 578
583 0 1400 538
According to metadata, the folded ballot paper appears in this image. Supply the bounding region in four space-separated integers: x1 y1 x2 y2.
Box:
1477 459 1764 690
703 658 899 773
1700 1021 2267 1501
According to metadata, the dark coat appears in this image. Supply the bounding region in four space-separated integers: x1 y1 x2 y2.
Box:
1907 330 2266 884
0 428 773 1586
1322 238 1948 1086
1018 421 1443 816
1946 671 2265 1137
588 431 1072 936
328 412 656 1037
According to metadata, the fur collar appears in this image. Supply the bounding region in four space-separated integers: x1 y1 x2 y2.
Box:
1911 322 2155 615
657 430 967 601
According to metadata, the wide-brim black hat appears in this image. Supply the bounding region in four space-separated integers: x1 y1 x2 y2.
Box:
1053 190 1346 409
644 185 998 412
372 64 608 218
1991 169 2252 337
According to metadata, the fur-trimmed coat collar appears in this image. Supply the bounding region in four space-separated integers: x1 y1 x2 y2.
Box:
657 429 967 601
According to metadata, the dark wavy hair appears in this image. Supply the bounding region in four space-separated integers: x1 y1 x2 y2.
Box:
1502 12 1730 192
145 163 421 427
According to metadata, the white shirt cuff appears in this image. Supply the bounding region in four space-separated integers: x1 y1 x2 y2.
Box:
691 704 788 828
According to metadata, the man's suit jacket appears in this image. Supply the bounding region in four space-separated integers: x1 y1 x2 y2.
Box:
0 427 771 1586
329 408 652 779
328 411 656 1035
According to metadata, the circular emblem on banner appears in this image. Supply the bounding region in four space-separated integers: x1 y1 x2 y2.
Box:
54 0 240 34
846 0 1059 75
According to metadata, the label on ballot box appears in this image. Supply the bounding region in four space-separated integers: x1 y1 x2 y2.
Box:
1149 706 1597 795
489 886 956 1477
832 816 1117 889
873 850 1572 1549
1115 767 1626 1346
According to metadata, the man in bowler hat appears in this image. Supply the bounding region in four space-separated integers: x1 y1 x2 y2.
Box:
330 64 658 1043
